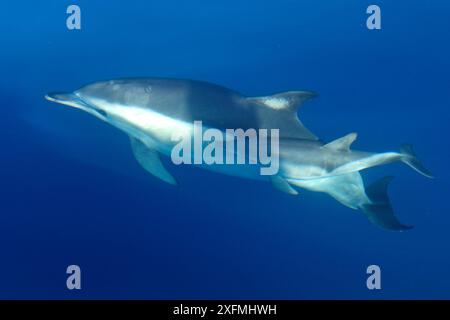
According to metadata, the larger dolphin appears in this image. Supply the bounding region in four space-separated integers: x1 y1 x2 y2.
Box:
45 78 433 231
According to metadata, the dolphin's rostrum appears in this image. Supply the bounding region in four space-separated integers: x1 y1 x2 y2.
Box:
45 78 433 231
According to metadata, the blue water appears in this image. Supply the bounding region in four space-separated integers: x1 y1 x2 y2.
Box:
1 0 449 299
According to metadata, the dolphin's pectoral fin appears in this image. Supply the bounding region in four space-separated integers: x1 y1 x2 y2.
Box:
271 176 298 195
247 91 319 141
323 133 357 151
361 176 413 231
129 137 177 185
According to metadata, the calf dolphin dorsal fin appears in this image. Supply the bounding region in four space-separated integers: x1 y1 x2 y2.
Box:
130 137 177 185
247 91 319 141
323 133 357 151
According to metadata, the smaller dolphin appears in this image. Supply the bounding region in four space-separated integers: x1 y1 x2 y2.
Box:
45 78 433 231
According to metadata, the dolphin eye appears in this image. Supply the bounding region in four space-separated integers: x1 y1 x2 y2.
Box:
96 109 108 118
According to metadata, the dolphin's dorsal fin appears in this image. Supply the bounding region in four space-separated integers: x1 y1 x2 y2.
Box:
248 91 317 111
247 91 319 140
130 137 177 185
270 176 299 195
323 133 357 151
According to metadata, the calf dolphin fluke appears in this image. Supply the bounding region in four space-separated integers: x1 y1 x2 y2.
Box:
400 144 434 178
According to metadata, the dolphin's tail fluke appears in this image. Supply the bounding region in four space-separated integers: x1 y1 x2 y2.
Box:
361 176 414 231
400 144 434 178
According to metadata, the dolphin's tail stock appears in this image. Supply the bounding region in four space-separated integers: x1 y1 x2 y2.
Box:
400 144 434 178
360 176 413 231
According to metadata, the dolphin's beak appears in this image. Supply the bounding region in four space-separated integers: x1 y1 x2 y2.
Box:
45 92 108 119
45 92 84 109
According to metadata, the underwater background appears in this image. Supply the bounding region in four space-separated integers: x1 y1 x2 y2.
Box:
1 0 449 299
